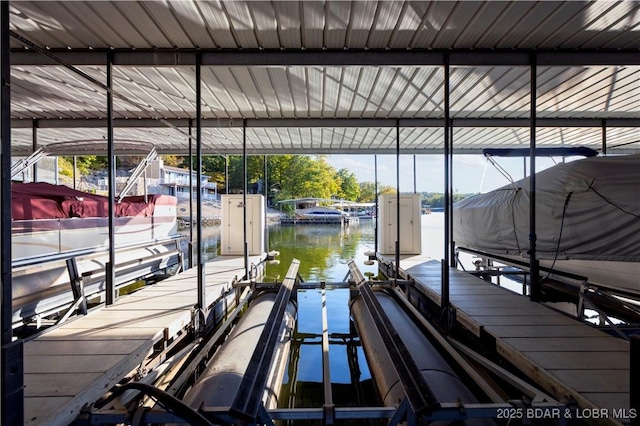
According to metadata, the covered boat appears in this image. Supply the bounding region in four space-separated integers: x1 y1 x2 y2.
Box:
11 182 181 329
12 182 178 259
453 154 640 297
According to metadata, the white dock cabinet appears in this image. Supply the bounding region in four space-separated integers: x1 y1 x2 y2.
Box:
221 194 265 256
378 193 421 255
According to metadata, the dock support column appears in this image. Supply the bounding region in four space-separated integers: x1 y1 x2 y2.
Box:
374 155 378 256
188 119 194 270
106 51 116 305
395 119 401 277
413 155 416 194
2 2 24 424
631 334 639 424
243 119 249 280
601 119 607 155
195 54 205 313
195 53 206 320
529 53 541 302
442 53 453 318
264 155 269 253
31 119 38 182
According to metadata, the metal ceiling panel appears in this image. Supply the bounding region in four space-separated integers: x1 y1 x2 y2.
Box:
451 67 530 119
113 66 196 118
493 2 565 49
6 1 640 156
11 65 107 119
578 1 640 49
521 2 589 49
9 1 640 51
91 1 159 48
345 1 378 49
324 1 351 49
301 1 324 49
430 1 482 49
165 1 216 48
537 66 640 118
366 1 404 49
221 1 259 49
196 1 235 48
408 1 458 49
21 2 99 48
273 1 302 49
10 124 639 156
249 1 280 49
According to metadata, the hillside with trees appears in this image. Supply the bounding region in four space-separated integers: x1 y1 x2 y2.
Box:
57 154 471 207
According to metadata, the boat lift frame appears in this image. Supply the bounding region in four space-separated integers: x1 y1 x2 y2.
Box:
80 259 571 426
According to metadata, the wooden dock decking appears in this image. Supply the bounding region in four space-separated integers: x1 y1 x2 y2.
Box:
383 255 631 425
23 255 261 426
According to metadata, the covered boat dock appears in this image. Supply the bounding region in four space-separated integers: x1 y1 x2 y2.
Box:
2 1 639 425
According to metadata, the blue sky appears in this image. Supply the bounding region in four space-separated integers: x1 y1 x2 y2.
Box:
325 154 564 194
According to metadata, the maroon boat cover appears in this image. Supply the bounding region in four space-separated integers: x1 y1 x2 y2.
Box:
12 182 170 221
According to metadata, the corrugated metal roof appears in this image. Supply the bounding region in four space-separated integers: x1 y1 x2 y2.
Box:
11 1 640 50
7 1 640 155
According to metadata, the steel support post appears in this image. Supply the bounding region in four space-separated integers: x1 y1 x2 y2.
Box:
395 120 400 276
602 119 607 155
442 54 452 306
225 155 229 195
413 154 416 193
2 2 25 424
188 119 194 270
264 155 268 253
195 53 205 316
243 119 249 279
529 53 540 302
31 119 37 182
449 124 455 263
106 52 116 305
631 334 639 424
374 155 378 256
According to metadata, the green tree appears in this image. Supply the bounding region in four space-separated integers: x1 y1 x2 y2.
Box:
335 168 360 201
276 156 339 201
378 185 397 196
358 181 376 202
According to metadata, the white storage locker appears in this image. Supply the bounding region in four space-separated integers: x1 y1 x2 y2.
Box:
378 193 421 255
221 194 265 256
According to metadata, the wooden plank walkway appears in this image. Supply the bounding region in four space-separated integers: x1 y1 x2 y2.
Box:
23 255 261 426
383 255 631 425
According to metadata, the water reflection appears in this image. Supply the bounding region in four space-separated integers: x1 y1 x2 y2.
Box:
279 288 378 422
266 222 378 282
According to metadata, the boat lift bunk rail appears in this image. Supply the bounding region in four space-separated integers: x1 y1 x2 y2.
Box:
346 260 573 426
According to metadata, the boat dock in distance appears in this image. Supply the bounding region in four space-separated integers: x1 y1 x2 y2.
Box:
277 197 367 225
280 216 358 225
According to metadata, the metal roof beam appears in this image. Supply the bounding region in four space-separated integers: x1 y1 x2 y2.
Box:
11 49 640 67
11 117 640 129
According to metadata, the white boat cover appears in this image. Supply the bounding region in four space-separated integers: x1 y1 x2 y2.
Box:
453 154 640 263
